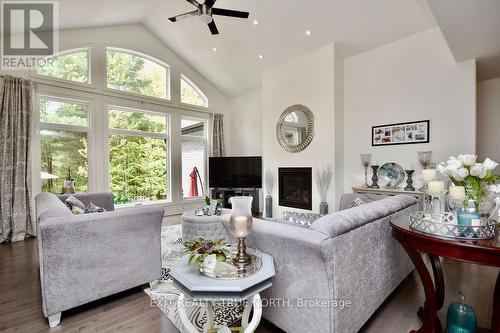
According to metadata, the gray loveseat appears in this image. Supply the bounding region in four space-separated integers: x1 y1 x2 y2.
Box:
35 192 164 327
247 194 418 333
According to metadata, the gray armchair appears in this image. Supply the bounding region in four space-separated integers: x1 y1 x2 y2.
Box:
35 192 164 327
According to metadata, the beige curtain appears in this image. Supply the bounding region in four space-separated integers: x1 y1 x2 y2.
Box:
0 75 34 243
211 113 225 157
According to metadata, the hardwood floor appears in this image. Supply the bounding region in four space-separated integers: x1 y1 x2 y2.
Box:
0 238 497 333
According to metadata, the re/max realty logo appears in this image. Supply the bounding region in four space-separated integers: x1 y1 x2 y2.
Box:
1 1 58 70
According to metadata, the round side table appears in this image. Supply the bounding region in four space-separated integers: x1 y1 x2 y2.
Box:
390 214 500 333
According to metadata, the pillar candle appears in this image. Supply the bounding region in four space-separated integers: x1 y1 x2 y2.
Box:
448 186 466 201
422 169 437 182
427 180 445 197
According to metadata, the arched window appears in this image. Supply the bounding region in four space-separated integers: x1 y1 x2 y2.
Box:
106 47 169 100
181 75 208 107
36 48 90 84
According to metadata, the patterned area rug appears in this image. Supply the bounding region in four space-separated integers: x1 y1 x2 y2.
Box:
144 224 243 332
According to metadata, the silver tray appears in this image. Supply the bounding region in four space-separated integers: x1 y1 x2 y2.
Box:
408 211 496 240
199 246 263 280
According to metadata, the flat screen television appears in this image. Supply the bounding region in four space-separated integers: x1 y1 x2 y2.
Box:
209 156 262 188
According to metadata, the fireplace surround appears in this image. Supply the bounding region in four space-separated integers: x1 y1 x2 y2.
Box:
278 167 312 210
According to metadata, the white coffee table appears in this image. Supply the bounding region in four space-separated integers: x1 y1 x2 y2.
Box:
170 252 275 333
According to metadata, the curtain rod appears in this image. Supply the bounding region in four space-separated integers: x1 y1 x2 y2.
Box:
29 76 216 115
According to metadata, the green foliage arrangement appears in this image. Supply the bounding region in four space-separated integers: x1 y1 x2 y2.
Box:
184 237 230 268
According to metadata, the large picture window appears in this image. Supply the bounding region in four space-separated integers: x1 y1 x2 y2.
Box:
181 117 207 198
106 48 169 100
39 96 89 194
108 106 169 204
37 49 90 84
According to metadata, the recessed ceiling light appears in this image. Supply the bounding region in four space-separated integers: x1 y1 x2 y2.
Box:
258 54 263 59
253 20 259 25
306 30 311 36
212 47 217 52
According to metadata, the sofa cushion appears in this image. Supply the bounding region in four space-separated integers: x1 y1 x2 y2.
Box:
310 195 418 237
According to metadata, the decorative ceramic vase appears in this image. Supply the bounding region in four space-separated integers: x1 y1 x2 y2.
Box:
404 170 415 191
229 196 253 270
446 292 477 333
319 202 328 215
265 195 273 218
370 165 380 189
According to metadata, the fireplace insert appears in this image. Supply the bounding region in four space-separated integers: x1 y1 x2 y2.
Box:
278 167 312 210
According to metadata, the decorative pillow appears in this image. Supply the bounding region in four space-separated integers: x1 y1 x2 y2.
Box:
65 195 86 211
263 217 310 229
84 202 106 213
71 206 86 214
349 197 368 208
283 211 322 227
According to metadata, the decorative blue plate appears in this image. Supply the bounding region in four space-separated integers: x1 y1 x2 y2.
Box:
377 162 405 187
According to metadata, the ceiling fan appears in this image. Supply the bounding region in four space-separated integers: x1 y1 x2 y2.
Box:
169 0 249 35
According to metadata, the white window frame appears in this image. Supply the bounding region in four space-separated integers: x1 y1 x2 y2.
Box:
106 104 172 206
180 116 209 201
104 47 171 102
36 94 93 194
180 74 208 108
33 47 93 87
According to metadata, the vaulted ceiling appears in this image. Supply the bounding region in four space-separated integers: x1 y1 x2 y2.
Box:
427 0 500 82
57 0 438 97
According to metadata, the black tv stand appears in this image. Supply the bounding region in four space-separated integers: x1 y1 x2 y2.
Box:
211 188 260 214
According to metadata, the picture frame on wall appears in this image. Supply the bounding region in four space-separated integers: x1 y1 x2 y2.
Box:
372 120 429 146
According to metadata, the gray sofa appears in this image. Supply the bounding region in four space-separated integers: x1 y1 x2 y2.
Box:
35 192 164 327
247 194 418 333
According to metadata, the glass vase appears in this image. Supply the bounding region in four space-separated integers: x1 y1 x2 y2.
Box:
229 196 253 269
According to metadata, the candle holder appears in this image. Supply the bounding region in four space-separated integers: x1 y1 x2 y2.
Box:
430 193 445 221
417 151 432 169
370 165 380 189
228 196 253 271
360 154 372 187
404 170 415 191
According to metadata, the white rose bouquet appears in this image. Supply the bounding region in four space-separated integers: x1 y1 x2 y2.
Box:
437 154 499 211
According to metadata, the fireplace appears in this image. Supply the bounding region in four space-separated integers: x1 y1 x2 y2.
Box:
278 167 312 210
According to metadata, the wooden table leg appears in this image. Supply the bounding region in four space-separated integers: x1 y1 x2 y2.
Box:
492 271 500 333
401 245 441 333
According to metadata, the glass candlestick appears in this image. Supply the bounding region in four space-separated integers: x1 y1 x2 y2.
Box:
229 196 253 270
360 154 372 188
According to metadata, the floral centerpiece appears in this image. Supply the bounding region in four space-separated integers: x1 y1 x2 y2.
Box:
437 154 499 212
184 237 230 268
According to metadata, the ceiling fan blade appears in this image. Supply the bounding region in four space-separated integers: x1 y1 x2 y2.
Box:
207 20 219 35
169 10 198 22
185 0 200 8
211 8 249 18
204 0 216 8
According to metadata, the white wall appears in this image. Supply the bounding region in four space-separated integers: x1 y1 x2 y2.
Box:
229 89 263 156
263 43 336 217
477 78 500 162
344 28 476 190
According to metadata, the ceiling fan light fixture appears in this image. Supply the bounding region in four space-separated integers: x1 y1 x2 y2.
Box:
199 14 213 24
